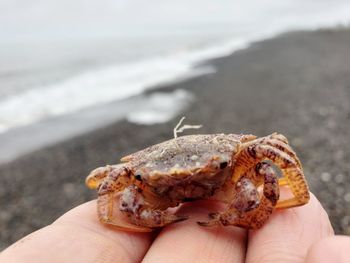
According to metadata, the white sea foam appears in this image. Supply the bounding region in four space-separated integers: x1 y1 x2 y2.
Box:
0 38 245 133
126 89 195 125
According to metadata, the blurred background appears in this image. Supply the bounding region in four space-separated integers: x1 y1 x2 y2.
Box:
0 0 350 249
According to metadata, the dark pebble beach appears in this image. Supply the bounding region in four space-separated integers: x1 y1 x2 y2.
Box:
1 28 350 249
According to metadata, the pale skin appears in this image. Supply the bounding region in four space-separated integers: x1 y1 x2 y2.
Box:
1 193 349 263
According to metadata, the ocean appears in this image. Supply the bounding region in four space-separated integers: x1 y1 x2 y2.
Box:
0 0 349 162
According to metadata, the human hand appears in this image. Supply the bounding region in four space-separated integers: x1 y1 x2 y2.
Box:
0 193 347 263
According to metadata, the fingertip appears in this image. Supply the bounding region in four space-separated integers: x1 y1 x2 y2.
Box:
305 236 350 263
56 200 156 250
54 200 154 241
246 192 334 262
251 192 333 238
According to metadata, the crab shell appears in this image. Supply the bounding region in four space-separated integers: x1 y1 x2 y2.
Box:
120 134 256 201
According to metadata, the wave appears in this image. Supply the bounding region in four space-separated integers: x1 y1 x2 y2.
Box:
0 38 247 133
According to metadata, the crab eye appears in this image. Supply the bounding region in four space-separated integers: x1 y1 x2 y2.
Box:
220 161 228 169
134 174 142 181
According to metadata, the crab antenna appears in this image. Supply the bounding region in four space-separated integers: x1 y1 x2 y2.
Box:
173 116 202 139
173 117 185 139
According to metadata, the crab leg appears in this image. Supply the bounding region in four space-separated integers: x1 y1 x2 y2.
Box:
253 133 302 169
278 177 289 186
86 164 132 189
233 140 310 209
264 139 302 168
198 162 279 229
258 137 303 188
233 135 299 189
250 134 304 191
85 165 113 189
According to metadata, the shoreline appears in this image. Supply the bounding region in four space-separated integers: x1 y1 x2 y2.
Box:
1 28 350 248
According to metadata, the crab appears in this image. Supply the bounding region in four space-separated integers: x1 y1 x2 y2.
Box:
86 133 310 232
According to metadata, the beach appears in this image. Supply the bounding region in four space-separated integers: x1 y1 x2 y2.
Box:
1 28 350 249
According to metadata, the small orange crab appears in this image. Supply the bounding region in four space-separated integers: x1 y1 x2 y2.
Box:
86 133 310 232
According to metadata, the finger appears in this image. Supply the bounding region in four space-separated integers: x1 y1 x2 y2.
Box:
0 200 153 263
142 200 247 263
246 193 334 263
305 236 350 263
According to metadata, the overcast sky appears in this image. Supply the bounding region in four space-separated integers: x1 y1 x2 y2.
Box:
0 0 349 41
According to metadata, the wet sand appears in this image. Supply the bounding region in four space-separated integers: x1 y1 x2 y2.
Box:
1 28 350 249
